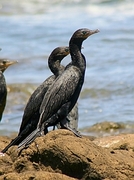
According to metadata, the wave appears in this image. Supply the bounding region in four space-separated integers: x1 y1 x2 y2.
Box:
0 0 134 15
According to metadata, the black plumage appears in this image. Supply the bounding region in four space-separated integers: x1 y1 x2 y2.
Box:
18 28 99 149
0 59 17 121
19 47 70 134
1 46 76 153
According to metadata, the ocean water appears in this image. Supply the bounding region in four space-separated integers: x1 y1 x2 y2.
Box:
0 0 134 135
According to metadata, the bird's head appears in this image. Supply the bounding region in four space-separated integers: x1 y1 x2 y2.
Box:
0 59 18 72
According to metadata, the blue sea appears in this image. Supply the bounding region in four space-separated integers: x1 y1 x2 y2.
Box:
0 0 134 136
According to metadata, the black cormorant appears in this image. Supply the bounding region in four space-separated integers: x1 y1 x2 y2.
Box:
18 28 99 149
1 46 77 153
0 59 17 121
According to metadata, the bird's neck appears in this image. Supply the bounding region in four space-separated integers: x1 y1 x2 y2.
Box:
0 72 6 85
69 41 86 72
48 57 64 77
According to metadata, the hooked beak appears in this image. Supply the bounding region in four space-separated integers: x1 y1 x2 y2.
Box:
88 29 100 37
82 29 100 39
0 59 18 72
5 60 18 68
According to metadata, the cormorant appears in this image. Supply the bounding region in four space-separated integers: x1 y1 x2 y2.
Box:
1 46 78 153
0 59 17 121
18 28 99 149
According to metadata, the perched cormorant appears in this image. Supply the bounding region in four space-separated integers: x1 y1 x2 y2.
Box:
18 28 99 149
0 59 17 121
1 46 78 153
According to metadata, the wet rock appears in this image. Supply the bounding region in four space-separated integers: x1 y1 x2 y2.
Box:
6 83 38 111
83 121 125 132
81 121 134 137
0 130 134 180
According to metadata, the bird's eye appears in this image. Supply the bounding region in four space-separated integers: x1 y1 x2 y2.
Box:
82 31 87 35
2 60 6 64
65 48 69 53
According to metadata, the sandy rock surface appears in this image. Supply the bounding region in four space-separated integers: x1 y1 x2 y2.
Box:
0 130 134 180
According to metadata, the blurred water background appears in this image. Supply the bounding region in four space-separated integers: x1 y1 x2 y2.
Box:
0 0 134 136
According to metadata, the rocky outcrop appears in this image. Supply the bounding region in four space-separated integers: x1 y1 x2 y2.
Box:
0 130 134 180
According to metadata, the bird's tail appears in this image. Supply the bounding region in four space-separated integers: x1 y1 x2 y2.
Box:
18 128 42 150
1 135 22 153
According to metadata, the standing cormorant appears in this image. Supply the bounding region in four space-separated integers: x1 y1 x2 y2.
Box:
1 46 78 153
19 46 70 134
0 59 17 121
18 28 99 149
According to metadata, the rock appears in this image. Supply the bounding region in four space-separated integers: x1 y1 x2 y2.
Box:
0 171 76 180
93 133 134 150
0 129 134 180
81 121 134 137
